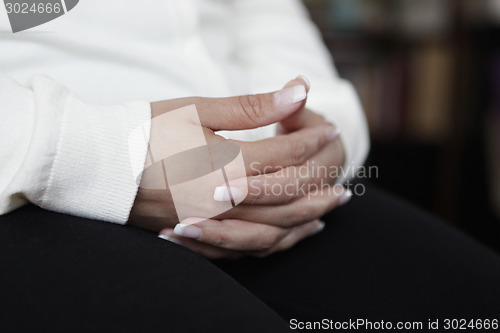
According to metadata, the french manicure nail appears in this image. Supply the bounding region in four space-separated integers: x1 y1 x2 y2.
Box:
311 220 325 235
273 85 307 107
338 189 353 206
296 75 310 90
328 127 341 142
214 186 243 202
158 234 182 245
174 224 202 239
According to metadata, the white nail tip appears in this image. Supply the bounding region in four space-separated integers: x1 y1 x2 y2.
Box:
328 128 342 142
296 75 310 90
173 224 188 235
158 234 181 245
314 222 325 234
213 186 242 202
338 189 353 206
290 85 307 104
173 223 202 239
273 85 307 107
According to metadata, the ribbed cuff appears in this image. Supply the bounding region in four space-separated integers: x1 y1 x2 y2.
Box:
40 93 151 224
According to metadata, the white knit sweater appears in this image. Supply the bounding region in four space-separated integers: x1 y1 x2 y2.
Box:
0 0 369 224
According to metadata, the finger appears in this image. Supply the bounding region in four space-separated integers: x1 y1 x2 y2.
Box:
215 145 340 206
278 108 334 136
194 80 308 130
171 218 292 252
248 219 325 257
215 133 344 205
158 228 242 260
219 185 353 227
223 124 339 181
239 124 339 175
221 165 321 205
271 219 325 252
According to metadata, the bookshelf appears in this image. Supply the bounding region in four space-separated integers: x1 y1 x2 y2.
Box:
303 0 500 251
304 0 455 142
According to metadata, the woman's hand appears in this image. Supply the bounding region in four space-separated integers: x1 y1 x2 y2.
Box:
157 77 352 259
129 80 338 234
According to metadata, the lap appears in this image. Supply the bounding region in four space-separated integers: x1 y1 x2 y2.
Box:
216 185 500 323
1 185 499 332
0 205 289 333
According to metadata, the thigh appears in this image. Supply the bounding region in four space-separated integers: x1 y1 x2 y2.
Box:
0 205 289 333
216 185 500 325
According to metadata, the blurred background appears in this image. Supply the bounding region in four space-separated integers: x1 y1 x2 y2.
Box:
303 0 500 253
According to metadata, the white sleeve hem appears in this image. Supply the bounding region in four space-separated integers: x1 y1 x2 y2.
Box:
39 90 151 224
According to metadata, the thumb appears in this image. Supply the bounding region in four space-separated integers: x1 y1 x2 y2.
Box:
194 80 308 131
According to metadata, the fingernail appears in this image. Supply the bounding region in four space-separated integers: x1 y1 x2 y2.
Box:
338 188 353 206
311 220 325 235
328 127 341 142
174 223 202 239
158 234 182 245
214 186 243 202
273 85 307 107
296 75 310 90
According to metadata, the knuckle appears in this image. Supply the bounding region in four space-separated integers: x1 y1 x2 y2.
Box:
248 188 265 205
212 231 230 248
315 135 325 150
281 175 302 202
282 185 298 203
238 94 263 125
290 141 307 165
247 179 267 204
289 206 311 225
296 165 312 183
255 231 279 251
313 177 327 190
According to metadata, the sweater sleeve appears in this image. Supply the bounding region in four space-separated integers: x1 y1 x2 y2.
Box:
225 0 370 182
0 74 151 223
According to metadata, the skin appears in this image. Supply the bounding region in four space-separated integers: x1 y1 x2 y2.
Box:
129 78 346 259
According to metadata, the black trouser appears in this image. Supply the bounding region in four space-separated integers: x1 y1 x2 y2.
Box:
1 186 499 333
